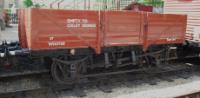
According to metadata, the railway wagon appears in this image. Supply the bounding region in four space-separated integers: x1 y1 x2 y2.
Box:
5 8 187 84
164 0 200 47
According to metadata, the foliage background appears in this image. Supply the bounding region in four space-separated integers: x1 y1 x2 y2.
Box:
23 0 33 8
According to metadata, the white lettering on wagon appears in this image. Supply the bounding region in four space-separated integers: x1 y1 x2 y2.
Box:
48 36 65 46
49 37 54 40
48 41 65 46
166 37 177 42
66 19 96 28
160 37 177 42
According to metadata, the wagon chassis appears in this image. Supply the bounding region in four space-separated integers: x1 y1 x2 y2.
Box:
0 44 197 85
50 48 197 84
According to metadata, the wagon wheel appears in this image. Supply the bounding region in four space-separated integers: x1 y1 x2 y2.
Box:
51 60 72 84
51 58 86 84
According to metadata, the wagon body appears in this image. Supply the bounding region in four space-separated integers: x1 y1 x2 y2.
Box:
18 8 186 53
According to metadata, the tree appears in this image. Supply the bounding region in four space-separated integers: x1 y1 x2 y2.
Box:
23 0 33 8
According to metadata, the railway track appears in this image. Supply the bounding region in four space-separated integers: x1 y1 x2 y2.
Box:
1 57 200 98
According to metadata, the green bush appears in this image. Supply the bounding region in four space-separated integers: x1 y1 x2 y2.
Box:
23 0 33 8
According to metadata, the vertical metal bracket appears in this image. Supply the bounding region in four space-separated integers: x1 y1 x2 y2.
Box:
104 52 111 68
131 51 137 64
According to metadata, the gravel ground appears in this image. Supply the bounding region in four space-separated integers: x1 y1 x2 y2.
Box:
9 73 200 98
0 24 19 41
57 74 200 98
